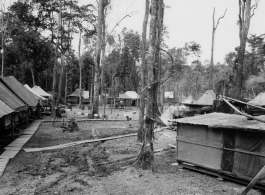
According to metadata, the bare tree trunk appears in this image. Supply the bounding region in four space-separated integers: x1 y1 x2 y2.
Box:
78 31 82 107
56 55 64 106
101 12 106 113
209 7 226 90
235 0 253 99
65 64 68 103
134 0 164 171
90 65 94 107
30 65 36 86
93 0 104 116
51 0 62 116
137 0 149 142
209 8 215 90
1 2 4 77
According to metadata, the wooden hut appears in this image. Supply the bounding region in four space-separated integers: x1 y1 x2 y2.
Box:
173 113 265 190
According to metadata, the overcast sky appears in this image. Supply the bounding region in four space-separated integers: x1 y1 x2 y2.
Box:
7 0 264 65
77 0 265 64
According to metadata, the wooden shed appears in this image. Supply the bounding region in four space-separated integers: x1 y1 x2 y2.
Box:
173 113 265 189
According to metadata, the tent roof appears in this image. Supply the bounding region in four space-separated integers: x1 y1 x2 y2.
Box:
173 112 265 132
193 90 216 106
248 92 265 106
0 76 39 107
24 84 46 100
118 93 131 99
69 89 83 97
125 91 139 99
0 99 14 118
32 85 52 97
68 89 89 98
0 82 28 112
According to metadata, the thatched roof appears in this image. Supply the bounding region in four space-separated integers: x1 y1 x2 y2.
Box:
0 76 39 108
248 92 265 106
0 82 28 112
0 99 14 118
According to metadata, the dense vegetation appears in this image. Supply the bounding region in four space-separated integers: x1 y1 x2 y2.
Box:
0 0 264 103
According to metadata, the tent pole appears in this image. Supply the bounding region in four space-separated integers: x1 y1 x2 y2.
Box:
11 113 14 140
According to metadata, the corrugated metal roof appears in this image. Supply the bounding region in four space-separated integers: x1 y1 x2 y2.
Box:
0 76 39 108
173 112 265 131
0 82 28 112
0 99 14 118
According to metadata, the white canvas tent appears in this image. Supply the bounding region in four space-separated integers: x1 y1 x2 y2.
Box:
32 86 52 98
125 91 139 99
24 84 46 100
248 92 265 106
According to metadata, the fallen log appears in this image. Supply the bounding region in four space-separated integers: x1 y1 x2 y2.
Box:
24 127 169 152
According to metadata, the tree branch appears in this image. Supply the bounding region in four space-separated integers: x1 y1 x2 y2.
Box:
108 11 137 37
251 0 259 18
215 8 227 29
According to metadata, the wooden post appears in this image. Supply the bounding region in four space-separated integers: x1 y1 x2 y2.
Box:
26 110 29 126
11 113 14 140
241 165 265 195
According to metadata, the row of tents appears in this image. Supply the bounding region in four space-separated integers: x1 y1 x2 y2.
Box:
0 76 51 138
67 89 140 106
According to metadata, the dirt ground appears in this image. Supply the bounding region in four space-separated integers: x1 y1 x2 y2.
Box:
0 120 263 195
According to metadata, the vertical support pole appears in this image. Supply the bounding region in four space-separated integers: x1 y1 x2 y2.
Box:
11 113 14 140
1 1 4 77
26 110 29 126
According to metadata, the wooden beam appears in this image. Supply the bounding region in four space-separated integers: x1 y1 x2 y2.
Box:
241 165 265 195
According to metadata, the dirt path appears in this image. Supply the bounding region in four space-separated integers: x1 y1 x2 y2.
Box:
0 121 262 195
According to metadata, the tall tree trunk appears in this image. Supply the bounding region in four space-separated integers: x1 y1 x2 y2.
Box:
209 8 216 90
134 0 163 171
235 0 252 99
1 2 4 77
65 64 68 103
137 0 149 142
90 65 94 107
51 0 62 116
78 31 82 107
209 8 226 90
56 55 64 106
93 0 104 116
30 65 36 86
101 12 106 113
